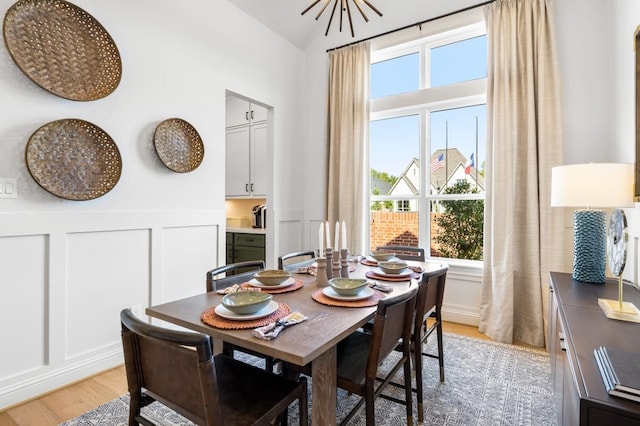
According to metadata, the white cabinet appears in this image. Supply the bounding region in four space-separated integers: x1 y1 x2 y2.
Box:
225 123 267 197
226 97 267 128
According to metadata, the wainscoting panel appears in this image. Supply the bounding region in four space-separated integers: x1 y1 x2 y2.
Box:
65 229 151 361
0 210 225 410
277 219 303 260
159 225 218 303
0 234 47 381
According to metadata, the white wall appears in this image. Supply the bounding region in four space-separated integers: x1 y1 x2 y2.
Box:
0 0 305 409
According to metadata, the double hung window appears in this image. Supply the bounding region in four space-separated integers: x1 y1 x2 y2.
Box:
368 17 487 262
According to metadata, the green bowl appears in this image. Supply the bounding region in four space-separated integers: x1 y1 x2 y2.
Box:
254 269 291 286
221 291 272 314
370 251 395 262
329 278 368 296
378 261 408 274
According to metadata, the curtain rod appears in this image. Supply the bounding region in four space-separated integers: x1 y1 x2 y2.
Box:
326 0 495 53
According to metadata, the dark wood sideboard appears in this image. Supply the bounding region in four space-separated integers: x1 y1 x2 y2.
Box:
549 272 640 425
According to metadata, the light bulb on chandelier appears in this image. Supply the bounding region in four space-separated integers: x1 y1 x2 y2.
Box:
302 0 382 37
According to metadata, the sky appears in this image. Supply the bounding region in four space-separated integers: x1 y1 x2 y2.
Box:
370 35 487 178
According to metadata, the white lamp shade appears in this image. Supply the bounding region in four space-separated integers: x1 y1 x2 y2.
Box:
551 163 634 208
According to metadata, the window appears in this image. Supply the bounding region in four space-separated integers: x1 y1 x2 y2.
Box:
369 19 486 262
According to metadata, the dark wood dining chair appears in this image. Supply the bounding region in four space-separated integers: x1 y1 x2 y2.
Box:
376 245 425 261
206 260 265 292
292 284 418 426
120 308 308 426
387 263 448 423
205 260 280 373
277 251 315 272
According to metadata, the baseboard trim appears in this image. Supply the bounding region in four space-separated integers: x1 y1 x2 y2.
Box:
0 350 123 411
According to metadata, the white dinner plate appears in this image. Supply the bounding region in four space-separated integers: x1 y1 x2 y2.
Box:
322 286 374 301
373 268 413 278
214 300 279 320
248 277 296 289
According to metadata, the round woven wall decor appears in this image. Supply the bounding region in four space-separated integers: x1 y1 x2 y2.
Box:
25 119 122 200
3 0 122 101
153 118 205 173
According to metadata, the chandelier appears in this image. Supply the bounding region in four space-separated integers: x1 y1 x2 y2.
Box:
302 0 383 37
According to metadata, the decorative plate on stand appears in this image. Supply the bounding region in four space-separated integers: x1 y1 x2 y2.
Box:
153 118 204 173
25 119 122 200
3 0 122 101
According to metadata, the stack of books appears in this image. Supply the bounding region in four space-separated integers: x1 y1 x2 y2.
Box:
594 346 640 403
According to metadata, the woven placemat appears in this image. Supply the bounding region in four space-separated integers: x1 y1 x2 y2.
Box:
365 271 420 282
153 118 204 173
311 288 385 308
241 279 304 294
3 0 122 101
25 118 122 200
201 303 290 330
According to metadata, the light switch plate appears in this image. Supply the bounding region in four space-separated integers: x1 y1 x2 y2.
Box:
0 178 17 198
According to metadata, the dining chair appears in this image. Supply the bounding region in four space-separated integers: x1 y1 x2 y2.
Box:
387 263 448 423
277 250 316 272
293 284 418 426
120 308 308 426
205 260 281 373
376 245 425 261
206 260 265 292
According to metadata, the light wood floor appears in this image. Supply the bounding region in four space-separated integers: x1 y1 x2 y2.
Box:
0 322 491 425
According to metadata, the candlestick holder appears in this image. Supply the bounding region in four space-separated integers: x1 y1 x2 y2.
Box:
332 256 342 279
315 257 329 287
340 249 349 278
325 248 334 279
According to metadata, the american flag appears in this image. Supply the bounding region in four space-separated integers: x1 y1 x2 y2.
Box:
431 153 445 172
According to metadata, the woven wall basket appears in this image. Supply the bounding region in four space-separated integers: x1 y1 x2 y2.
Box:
25 119 122 200
153 118 205 173
3 0 122 101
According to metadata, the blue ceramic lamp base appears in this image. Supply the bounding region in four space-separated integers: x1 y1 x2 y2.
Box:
572 209 606 284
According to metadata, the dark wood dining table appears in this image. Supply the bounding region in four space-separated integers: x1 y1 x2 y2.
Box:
146 259 438 425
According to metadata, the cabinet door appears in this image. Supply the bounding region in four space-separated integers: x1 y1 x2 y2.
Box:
226 97 251 128
225 127 251 196
250 123 268 197
250 103 267 123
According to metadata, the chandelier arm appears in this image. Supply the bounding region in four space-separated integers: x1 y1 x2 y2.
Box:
325 0 339 36
345 0 354 37
301 0 322 16
352 0 369 22
361 0 383 17
339 0 344 33
315 0 333 20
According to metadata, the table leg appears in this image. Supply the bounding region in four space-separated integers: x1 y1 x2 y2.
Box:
311 346 337 425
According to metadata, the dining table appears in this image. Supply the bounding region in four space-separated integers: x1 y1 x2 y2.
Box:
145 257 441 425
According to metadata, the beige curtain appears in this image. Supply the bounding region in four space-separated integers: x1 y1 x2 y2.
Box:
326 42 370 255
479 0 565 347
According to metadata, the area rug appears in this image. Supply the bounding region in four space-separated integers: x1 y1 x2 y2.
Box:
60 333 557 425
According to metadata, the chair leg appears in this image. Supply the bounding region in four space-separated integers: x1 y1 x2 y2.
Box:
436 319 445 382
414 338 424 423
299 377 309 426
365 383 376 426
403 354 414 426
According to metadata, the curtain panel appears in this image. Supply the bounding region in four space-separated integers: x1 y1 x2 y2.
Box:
479 0 565 347
326 42 370 255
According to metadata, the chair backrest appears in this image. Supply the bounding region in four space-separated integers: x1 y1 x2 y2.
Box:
367 284 418 378
206 260 265 292
278 250 316 271
415 263 448 330
376 245 426 262
120 308 224 425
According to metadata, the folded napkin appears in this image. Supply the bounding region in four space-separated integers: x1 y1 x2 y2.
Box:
295 266 317 276
253 312 308 340
215 284 262 295
408 265 423 273
369 281 393 293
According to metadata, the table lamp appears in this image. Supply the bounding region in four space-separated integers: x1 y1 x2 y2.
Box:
551 163 634 284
